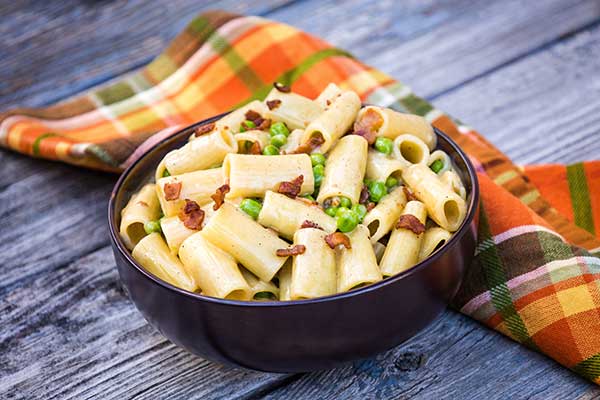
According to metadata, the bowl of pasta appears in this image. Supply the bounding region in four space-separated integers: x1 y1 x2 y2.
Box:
108 83 479 372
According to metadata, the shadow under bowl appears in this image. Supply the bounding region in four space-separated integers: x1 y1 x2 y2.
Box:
108 113 480 373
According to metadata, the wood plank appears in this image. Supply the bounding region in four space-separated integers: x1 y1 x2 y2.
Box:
0 0 292 109
0 246 292 399
263 19 600 400
269 0 600 98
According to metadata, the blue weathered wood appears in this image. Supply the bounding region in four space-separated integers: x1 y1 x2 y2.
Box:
1 0 600 399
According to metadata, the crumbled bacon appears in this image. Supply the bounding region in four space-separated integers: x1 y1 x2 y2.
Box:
266 99 282 110
179 199 205 230
323 197 340 209
403 186 419 202
277 175 304 198
164 182 182 201
359 185 370 205
300 220 323 230
273 82 291 93
256 117 271 130
326 99 331 106
276 245 306 257
353 108 383 144
366 202 376 212
293 134 325 154
194 122 215 137
211 184 230 210
243 110 271 130
136 201 149 207
395 214 426 234
248 141 262 155
324 232 351 249
245 110 262 122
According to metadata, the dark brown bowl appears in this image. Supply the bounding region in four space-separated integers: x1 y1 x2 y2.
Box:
108 112 479 373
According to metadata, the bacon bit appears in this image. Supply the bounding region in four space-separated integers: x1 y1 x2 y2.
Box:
179 199 205 230
245 110 262 122
366 202 376 212
353 108 383 144
164 182 182 201
273 82 291 93
300 220 323 230
324 232 351 250
359 185 370 205
211 184 230 210
266 99 282 110
276 245 306 257
136 201 149 207
277 175 304 198
194 122 215 137
326 99 331 106
395 214 426 234
293 134 325 154
403 186 419 202
248 141 262 155
256 117 271 130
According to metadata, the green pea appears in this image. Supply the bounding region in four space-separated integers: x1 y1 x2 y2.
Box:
270 121 290 137
430 159 444 173
385 176 399 189
339 196 352 208
335 207 359 233
325 206 338 217
302 194 315 202
374 137 394 155
313 164 325 187
363 178 374 187
352 204 367 222
162 169 171 178
254 291 276 301
263 145 280 156
310 153 326 166
144 220 162 235
239 120 256 132
270 134 287 148
240 198 262 219
369 181 387 202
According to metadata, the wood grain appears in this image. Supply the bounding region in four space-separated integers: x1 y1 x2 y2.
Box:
1 0 600 399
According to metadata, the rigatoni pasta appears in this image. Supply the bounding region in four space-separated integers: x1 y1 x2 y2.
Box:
121 84 469 301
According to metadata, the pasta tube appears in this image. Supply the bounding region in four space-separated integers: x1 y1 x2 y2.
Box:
156 168 224 217
280 129 304 154
234 130 270 153
428 150 452 175
316 135 368 205
241 268 280 301
120 183 161 250
402 164 467 231
278 259 293 301
258 191 337 240
215 100 268 133
365 149 405 183
132 233 196 291
159 128 237 177
440 170 467 200
392 134 430 166
202 203 290 281
179 232 251 300
223 154 314 198
356 106 436 149
337 225 382 292
379 201 427 277
301 90 361 153
264 88 323 130
315 83 343 108
290 228 336 299
418 227 452 261
160 202 215 254
373 241 386 263
362 186 407 243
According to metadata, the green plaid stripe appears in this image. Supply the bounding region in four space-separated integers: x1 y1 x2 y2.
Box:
567 163 595 235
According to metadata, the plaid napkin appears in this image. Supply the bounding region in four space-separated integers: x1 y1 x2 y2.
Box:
2 11 599 383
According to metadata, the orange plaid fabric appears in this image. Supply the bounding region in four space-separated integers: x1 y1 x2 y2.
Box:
1 11 599 383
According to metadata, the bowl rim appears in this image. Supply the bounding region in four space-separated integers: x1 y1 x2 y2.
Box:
108 111 480 308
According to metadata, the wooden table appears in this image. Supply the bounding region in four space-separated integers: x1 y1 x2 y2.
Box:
1 1 600 398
